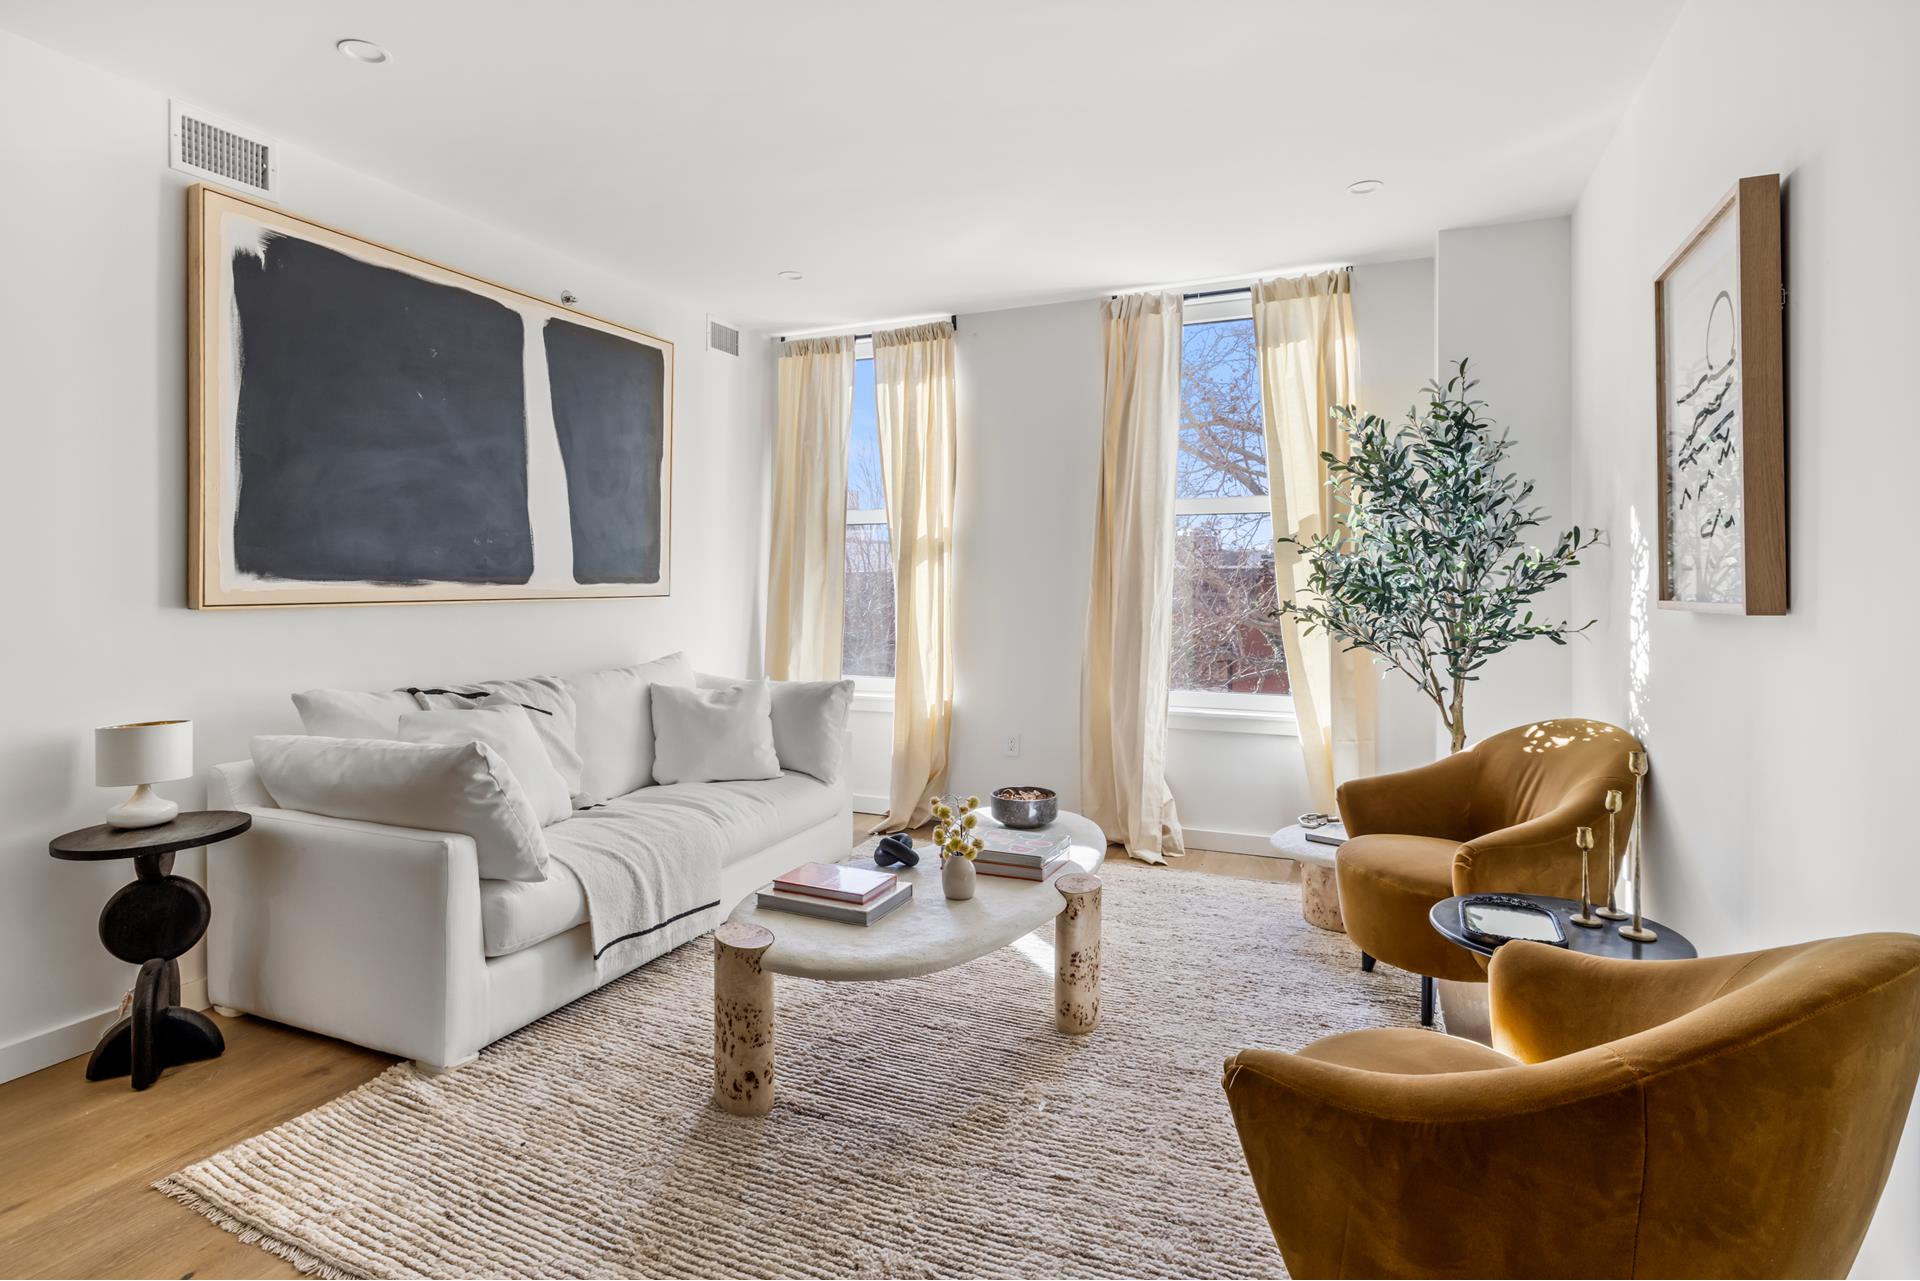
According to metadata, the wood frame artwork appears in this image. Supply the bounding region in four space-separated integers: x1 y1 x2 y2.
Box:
188 184 674 608
1653 173 1786 614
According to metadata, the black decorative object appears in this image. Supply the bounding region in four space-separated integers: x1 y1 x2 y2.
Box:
49 810 252 1090
1457 894 1569 949
873 833 919 868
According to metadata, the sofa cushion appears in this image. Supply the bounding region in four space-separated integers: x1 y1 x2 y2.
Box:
409 676 585 800
602 771 843 866
566 652 695 803
479 864 588 958
399 702 573 827
290 687 420 739
698 673 854 784
251 735 550 882
650 681 781 785
291 675 586 799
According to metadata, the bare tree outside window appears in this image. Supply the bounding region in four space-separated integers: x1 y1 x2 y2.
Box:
1171 317 1289 695
842 355 896 677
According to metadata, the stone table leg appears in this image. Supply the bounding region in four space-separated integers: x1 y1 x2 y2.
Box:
1300 864 1345 933
713 921 775 1115
1054 873 1102 1035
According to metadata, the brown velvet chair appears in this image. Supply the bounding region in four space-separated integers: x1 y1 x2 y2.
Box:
1222 933 1920 1279
1336 718 1644 1022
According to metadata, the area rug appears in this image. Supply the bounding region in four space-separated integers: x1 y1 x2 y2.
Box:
159 852 1428 1279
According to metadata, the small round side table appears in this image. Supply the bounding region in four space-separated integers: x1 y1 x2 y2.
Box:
49 810 251 1090
1429 893 1697 962
1269 824 1344 933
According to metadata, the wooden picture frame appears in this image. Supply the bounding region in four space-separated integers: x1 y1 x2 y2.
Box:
1653 174 1786 614
188 184 674 609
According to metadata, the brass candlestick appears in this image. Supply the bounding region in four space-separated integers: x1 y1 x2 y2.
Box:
1619 751 1657 943
1570 826 1601 927
1598 788 1628 920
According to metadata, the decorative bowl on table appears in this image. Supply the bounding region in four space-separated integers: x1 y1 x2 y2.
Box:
990 786 1058 830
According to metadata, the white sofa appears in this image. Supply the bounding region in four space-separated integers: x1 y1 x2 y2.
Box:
204 666 851 1072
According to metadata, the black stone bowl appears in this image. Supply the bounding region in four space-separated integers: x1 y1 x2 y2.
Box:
990 786 1058 830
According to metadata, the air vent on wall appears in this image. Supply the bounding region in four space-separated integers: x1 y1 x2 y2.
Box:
169 100 278 198
707 317 741 357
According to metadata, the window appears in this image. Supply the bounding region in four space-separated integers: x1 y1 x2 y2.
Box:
1171 295 1289 703
842 340 895 680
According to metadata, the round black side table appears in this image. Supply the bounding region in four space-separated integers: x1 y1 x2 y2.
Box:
49 810 251 1090
1430 893 1697 962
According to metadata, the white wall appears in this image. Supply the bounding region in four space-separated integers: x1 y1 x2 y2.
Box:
1434 217 1578 750
849 261 1439 848
1567 1 1920 1272
0 28 773 1081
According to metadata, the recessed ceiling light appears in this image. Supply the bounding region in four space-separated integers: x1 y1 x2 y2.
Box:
1347 178 1385 195
777 270 804 281
336 38 390 65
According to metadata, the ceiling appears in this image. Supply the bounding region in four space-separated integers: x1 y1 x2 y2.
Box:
0 0 1683 331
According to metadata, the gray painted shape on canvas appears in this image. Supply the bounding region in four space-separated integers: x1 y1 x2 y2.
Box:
229 234 533 585
542 318 665 584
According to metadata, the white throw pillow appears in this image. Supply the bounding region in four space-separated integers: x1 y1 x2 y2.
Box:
650 681 781 785
251 735 550 881
566 652 695 802
292 676 585 798
407 676 585 799
398 703 573 827
697 673 853 784
290 688 420 739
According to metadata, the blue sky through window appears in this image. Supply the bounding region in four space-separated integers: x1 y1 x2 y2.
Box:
847 356 884 510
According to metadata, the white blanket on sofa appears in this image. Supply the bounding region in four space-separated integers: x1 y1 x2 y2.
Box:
546 797 723 977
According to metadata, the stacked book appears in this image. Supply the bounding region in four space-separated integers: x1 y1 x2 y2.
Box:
756 861 912 925
974 827 1073 881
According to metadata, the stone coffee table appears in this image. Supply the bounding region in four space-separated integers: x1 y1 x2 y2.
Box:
713 810 1107 1115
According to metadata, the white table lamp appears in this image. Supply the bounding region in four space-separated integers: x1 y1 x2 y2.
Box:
95 720 193 829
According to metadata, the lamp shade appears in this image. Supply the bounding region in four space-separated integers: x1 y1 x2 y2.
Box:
95 720 194 787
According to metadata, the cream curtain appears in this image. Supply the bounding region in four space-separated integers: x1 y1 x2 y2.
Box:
1251 269 1375 814
766 335 856 682
1082 292 1185 863
873 321 958 830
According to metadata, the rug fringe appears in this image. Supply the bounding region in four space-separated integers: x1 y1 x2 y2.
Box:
152 1177 356 1280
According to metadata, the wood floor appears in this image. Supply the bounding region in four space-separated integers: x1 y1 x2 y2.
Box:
0 820 1295 1279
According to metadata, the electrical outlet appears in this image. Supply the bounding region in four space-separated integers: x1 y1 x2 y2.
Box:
1003 733 1022 758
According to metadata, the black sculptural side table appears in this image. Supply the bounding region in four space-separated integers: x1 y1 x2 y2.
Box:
48 810 251 1090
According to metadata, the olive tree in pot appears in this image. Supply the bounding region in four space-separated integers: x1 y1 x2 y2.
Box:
1277 361 1599 754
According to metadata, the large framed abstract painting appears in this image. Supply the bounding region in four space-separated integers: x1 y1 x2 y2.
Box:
189 185 672 608
1653 174 1786 615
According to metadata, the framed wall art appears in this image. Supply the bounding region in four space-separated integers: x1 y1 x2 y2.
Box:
1653 173 1786 614
188 184 673 608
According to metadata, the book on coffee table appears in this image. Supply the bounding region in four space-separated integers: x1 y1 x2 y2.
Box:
756 880 913 925
772 861 897 904
976 827 1070 866
974 852 1071 882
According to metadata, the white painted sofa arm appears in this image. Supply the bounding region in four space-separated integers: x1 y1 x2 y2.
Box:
206 805 489 1070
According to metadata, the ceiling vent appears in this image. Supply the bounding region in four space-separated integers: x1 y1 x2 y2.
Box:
169 100 278 198
707 317 741 357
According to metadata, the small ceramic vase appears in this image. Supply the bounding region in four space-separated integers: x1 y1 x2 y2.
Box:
942 853 976 901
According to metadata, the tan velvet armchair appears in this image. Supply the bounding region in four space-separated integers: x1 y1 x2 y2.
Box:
1222 933 1920 1279
1336 719 1644 1021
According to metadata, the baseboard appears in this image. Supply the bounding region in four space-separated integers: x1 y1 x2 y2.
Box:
1182 827 1286 858
852 793 890 816
0 1004 119 1084
0 978 210 1085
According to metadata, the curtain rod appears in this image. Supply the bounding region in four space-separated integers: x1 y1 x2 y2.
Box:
1109 265 1354 302
778 315 958 343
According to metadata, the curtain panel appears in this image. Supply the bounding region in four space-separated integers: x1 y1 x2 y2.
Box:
1081 292 1186 863
873 320 958 829
1250 269 1375 813
766 335 856 682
